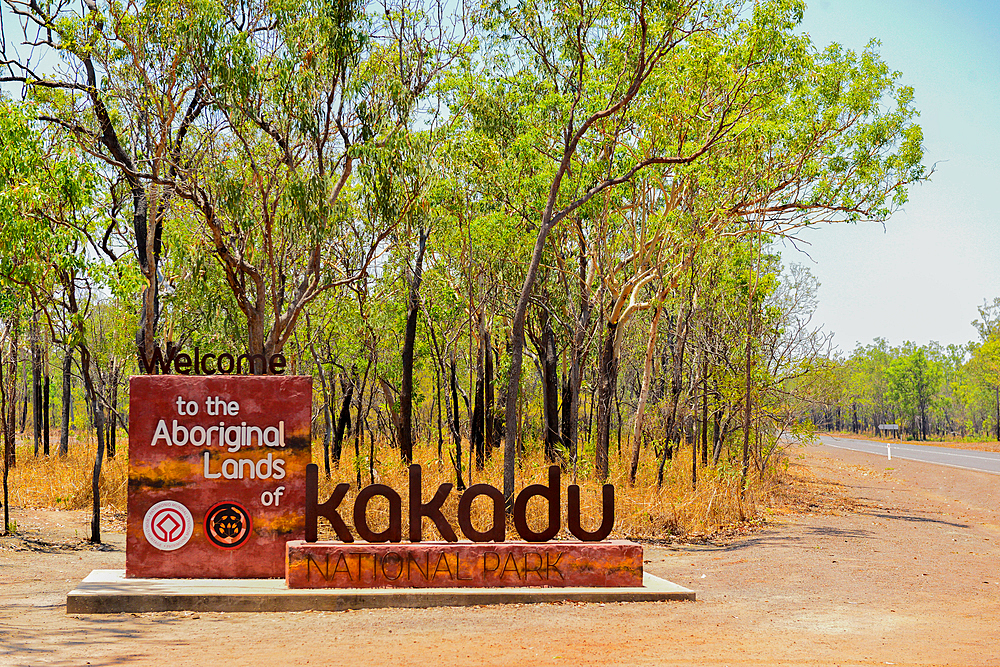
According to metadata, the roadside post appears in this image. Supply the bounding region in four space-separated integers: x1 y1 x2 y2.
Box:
878 424 899 460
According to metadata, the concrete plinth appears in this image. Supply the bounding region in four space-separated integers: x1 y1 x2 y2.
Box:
287 540 642 589
66 569 695 613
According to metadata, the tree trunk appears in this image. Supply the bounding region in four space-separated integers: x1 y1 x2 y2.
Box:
332 374 355 467
560 378 572 467
31 312 42 457
322 373 334 475
79 345 106 543
309 338 333 475
692 351 700 490
629 292 666 484
353 362 372 488
531 307 561 465
322 397 333 475
378 378 400 449
484 332 495 462
19 378 27 434
398 229 427 464
994 387 998 443
563 238 591 469
2 322 19 533
503 205 560 511
106 364 118 458
593 321 619 481
43 371 50 456
449 356 465 490
712 401 723 466
435 372 444 460
741 294 754 490
60 349 72 456
657 283 695 486
426 316 446 461
700 356 709 467
1 347 8 533
6 335 17 470
471 317 486 469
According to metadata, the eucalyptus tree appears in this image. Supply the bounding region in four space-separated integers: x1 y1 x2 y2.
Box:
165 0 474 362
1 0 214 362
0 98 113 541
462 0 749 505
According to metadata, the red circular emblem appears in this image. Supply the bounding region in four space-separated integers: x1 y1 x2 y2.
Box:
204 501 253 550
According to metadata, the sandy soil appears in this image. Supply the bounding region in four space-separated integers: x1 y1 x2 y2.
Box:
2 439 999 667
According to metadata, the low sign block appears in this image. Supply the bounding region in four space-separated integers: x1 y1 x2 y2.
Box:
285 540 643 589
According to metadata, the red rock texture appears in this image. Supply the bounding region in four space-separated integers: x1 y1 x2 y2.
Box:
126 375 312 578
285 540 643 589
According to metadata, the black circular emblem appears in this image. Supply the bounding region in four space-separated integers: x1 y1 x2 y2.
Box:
204 501 253 550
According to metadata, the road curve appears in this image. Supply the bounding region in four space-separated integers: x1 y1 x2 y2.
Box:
818 434 1000 475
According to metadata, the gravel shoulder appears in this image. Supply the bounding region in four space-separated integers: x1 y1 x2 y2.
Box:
2 439 998 667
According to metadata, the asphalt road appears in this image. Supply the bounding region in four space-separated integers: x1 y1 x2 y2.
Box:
819 434 1000 475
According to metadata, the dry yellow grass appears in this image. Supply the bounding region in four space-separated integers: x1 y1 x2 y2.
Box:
312 439 778 541
7 433 129 513
5 431 779 541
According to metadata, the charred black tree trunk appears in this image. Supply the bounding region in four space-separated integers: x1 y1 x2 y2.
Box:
106 364 118 458
700 357 708 467
712 399 723 467
332 374 355 467
531 307 562 465
60 349 72 456
320 371 334 476
593 321 619 481
471 316 486 470
2 322 19 533
309 340 333 475
657 282 696 487
484 333 496 463
31 313 41 457
449 357 465 490
398 229 428 464
80 345 106 543
560 378 573 467
43 371 50 456
322 393 333 476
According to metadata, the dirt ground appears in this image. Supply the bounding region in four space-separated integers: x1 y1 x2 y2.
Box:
2 437 999 667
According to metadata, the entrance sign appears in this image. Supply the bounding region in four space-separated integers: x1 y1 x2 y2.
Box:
878 424 899 431
125 373 641 590
286 541 643 588
127 375 311 578
294 463 639 589
305 464 615 544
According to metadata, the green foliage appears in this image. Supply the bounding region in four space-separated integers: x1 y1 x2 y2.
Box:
0 0 934 489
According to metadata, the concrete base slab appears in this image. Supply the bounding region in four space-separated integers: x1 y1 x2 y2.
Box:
67 569 695 614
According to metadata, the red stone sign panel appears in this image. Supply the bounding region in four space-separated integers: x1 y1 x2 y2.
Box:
127 375 311 578
286 541 643 588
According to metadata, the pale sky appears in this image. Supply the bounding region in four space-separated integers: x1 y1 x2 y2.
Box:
785 0 1000 353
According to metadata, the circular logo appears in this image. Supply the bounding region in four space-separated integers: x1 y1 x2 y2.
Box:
204 501 253 550
143 500 194 551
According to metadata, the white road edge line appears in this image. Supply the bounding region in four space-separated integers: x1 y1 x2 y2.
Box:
833 442 1000 462
821 441 1000 475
